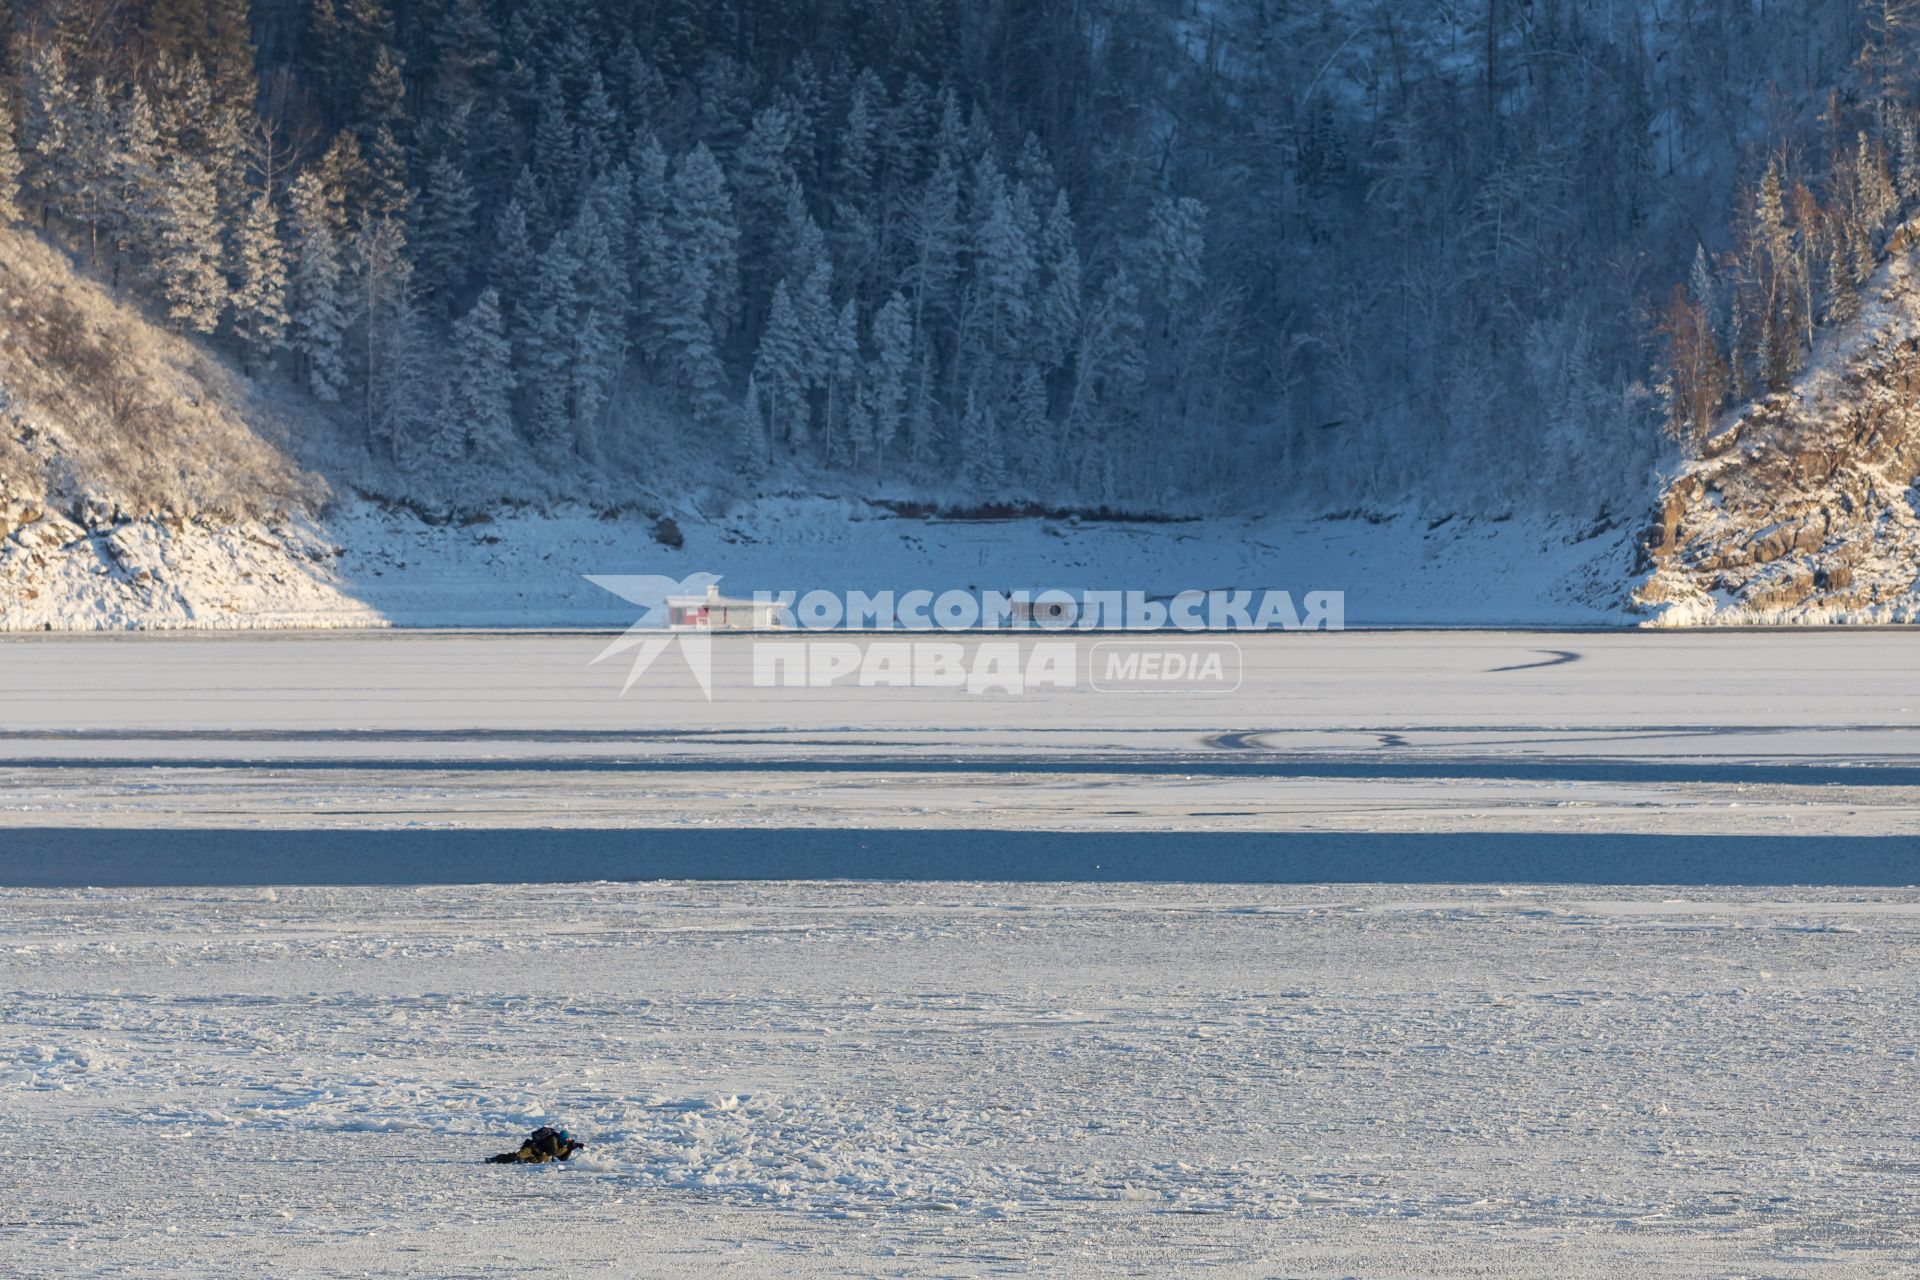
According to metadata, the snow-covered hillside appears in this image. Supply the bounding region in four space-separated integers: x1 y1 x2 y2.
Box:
0 232 314 517
0 220 1642 631
0 230 381 628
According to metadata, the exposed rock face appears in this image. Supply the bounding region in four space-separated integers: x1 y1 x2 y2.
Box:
1639 256 1920 624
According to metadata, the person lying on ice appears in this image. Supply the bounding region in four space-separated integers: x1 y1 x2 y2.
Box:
486 1126 584 1164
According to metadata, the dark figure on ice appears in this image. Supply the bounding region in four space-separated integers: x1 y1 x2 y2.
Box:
486 1126 584 1164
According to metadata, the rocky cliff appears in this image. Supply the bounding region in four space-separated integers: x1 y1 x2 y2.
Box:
1639 244 1920 624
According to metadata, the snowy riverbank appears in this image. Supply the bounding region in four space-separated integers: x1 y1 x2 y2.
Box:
0 496 1641 630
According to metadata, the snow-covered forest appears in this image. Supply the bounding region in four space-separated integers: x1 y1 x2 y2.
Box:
0 0 1911 515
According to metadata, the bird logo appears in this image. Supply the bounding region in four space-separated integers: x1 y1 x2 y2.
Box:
584 571 724 699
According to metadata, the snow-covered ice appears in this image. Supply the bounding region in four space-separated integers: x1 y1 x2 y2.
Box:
3 629 1920 865
5 630 1920 1275
6 881 1920 1277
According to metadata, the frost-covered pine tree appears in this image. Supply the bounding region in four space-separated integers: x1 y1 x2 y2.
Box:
23 42 76 223
358 29 407 137
906 348 939 466
960 382 1004 493
588 165 636 278
315 131 366 234
427 0 501 123
110 87 164 274
577 71 619 178
416 152 476 314
733 106 796 303
70 78 114 261
438 287 516 464
230 188 289 369
571 195 631 342
954 182 1037 457
793 254 834 396
777 181 826 291
830 82 880 287
1135 195 1207 431
860 290 912 466
1141 197 1206 312
523 229 580 455
355 40 411 222
364 122 410 222
356 217 432 464
1855 131 1898 250
657 143 738 422
1543 320 1601 500
490 195 538 367
824 297 860 464
1014 131 1059 202
1894 109 1920 210
626 132 670 351
288 169 348 401
156 156 227 333
532 73 578 214
1036 191 1082 371
151 53 212 162
382 290 435 469
1008 359 1051 486
146 0 210 68
570 305 618 459
202 99 251 242
971 186 1037 359
905 152 961 348
1066 266 1146 471
1688 246 1717 333
567 202 629 454
736 373 767 471
754 279 809 448
206 0 257 114
504 158 548 241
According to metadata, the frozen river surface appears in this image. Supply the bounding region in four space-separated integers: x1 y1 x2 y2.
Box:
2 629 1920 880
6 882 1920 1278
3 631 1920 1275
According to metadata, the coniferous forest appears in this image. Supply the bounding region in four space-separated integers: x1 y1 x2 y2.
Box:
0 1 1915 516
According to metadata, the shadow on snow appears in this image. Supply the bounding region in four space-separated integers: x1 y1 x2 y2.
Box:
2 828 1916 888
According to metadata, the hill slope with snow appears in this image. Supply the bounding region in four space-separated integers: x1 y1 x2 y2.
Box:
0 231 389 628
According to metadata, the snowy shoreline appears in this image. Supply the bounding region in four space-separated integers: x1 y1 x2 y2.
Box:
0 496 1642 631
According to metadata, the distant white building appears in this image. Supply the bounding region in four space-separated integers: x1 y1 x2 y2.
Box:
667 583 783 630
